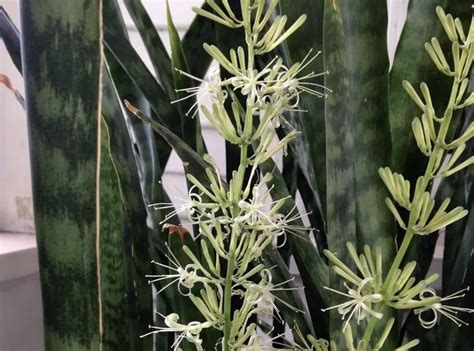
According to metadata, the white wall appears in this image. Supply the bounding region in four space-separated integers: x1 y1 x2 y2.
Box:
0 0 33 234
0 2 43 350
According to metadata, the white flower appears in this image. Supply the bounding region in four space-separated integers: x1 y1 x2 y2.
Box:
274 49 329 101
147 248 212 296
228 50 329 115
414 287 474 329
238 333 289 350
236 179 311 247
238 269 303 320
322 277 384 330
236 182 274 226
141 313 214 351
150 184 224 226
172 66 230 118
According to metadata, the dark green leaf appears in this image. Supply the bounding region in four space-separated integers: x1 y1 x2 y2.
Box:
20 0 102 348
103 0 181 137
99 119 142 351
279 0 327 223
262 246 316 343
182 2 216 79
389 0 472 174
127 104 214 187
323 0 395 346
102 68 154 350
0 6 21 73
259 157 329 338
122 0 174 98
166 0 205 154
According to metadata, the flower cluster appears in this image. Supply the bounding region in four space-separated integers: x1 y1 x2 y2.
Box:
139 0 326 350
324 244 473 333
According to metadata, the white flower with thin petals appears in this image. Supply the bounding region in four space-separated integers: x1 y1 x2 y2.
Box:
239 332 290 350
236 182 274 226
275 49 329 100
150 185 224 226
234 269 303 323
147 248 213 296
141 313 214 351
172 66 231 118
236 179 311 247
322 277 383 330
414 287 474 329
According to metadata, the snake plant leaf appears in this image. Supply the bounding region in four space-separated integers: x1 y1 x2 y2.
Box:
0 6 21 73
104 63 209 351
296 168 328 253
278 0 326 223
102 0 173 173
323 0 396 346
102 68 155 350
323 3 357 344
259 157 329 338
262 246 316 344
182 2 216 79
99 118 143 351
322 1 356 259
105 68 205 350
389 0 472 175
329 0 394 261
106 51 173 180
20 0 102 349
122 0 174 98
440 117 473 301
103 0 181 137
126 104 216 188
166 0 205 155
445 186 473 293
103 0 176 254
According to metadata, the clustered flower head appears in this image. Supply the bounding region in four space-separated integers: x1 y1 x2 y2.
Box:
140 0 327 349
323 244 473 334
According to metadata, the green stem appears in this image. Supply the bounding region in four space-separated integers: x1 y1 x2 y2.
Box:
223 143 248 350
223 230 238 351
384 79 458 287
223 18 257 351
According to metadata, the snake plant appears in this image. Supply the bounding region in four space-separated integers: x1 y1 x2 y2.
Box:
1 0 472 350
